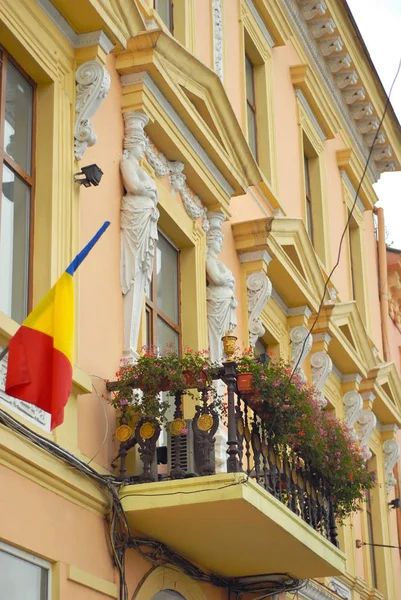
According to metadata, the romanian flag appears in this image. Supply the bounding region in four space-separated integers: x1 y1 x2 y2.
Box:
5 221 110 429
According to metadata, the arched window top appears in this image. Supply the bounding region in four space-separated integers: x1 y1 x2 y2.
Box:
151 592 187 600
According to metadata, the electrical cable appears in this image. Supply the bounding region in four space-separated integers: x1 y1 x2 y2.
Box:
289 56 401 382
87 381 110 466
357 542 401 550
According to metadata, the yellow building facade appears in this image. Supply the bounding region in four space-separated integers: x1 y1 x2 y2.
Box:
0 1 401 599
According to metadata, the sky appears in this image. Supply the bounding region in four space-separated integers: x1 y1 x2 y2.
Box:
346 0 401 247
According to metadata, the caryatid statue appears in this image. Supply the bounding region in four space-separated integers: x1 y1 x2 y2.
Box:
206 212 238 363
120 111 159 361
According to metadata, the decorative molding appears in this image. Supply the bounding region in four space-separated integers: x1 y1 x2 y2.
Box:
290 325 312 380
340 170 365 213
239 250 272 265
309 18 336 39
247 272 272 347
0 350 50 430
383 438 400 494
288 305 312 318
282 0 380 181
271 288 289 315
244 0 275 47
350 103 373 120
334 71 358 89
342 87 365 104
342 373 362 385
357 117 379 135
312 332 331 344
295 89 327 142
299 580 340 600
343 391 363 440
74 61 111 160
120 72 234 197
328 579 351 600
144 138 209 231
311 351 332 406
331 364 343 382
36 0 114 52
357 409 377 461
212 0 224 81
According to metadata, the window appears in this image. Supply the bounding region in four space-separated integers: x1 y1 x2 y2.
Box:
304 154 314 244
348 210 356 300
0 48 34 324
154 0 174 33
245 54 257 160
145 231 180 352
0 542 50 600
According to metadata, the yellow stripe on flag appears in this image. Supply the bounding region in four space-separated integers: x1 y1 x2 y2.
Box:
23 272 74 364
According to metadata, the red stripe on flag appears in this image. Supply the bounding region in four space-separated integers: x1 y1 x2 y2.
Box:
5 326 72 429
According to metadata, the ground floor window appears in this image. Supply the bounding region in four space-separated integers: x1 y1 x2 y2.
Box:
0 542 50 599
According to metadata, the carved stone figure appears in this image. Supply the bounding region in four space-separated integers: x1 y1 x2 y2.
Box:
206 213 237 363
120 112 159 360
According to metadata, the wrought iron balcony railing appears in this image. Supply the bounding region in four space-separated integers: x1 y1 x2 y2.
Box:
111 359 339 549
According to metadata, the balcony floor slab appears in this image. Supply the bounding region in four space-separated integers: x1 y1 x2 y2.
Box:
120 473 346 579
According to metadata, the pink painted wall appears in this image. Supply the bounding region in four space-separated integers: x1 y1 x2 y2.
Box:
193 0 213 71
222 0 244 126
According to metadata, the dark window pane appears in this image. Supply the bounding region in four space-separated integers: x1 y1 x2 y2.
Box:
156 234 179 324
247 105 257 158
0 163 30 322
157 317 179 353
245 56 255 105
155 0 172 31
0 549 47 600
4 62 33 174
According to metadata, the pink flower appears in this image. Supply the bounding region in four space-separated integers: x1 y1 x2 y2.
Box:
120 398 129 406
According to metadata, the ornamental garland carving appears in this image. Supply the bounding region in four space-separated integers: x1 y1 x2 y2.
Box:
383 438 400 495
144 137 209 231
310 351 332 406
212 0 224 81
74 60 111 160
342 390 363 440
246 272 272 347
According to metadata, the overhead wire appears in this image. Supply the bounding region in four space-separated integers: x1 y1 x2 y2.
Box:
289 55 401 381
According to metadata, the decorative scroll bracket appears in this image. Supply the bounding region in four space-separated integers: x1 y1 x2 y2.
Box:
343 390 363 440
74 61 111 160
357 409 377 461
383 439 400 495
311 351 332 407
247 272 272 347
290 325 312 381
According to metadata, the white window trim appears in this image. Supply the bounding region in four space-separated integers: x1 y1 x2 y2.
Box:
0 541 52 600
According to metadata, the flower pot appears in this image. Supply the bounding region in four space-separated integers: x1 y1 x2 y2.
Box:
237 373 254 395
183 370 208 389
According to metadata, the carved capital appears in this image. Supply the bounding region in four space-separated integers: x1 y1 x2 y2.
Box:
357 409 377 461
383 439 400 494
247 272 272 347
311 352 332 406
74 61 110 160
343 390 363 439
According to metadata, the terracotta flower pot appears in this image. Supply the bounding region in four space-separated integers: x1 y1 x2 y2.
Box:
237 373 254 395
183 370 208 389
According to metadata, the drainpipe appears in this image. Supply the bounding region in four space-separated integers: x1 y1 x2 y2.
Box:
375 206 391 362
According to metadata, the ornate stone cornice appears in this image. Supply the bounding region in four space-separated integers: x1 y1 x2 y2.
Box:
247 272 272 346
74 61 111 160
283 0 401 180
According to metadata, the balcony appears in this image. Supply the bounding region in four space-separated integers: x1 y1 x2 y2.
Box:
110 360 346 580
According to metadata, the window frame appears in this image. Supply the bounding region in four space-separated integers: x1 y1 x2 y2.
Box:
303 153 314 244
245 53 258 161
154 0 174 34
0 45 36 320
145 230 181 352
0 541 51 600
